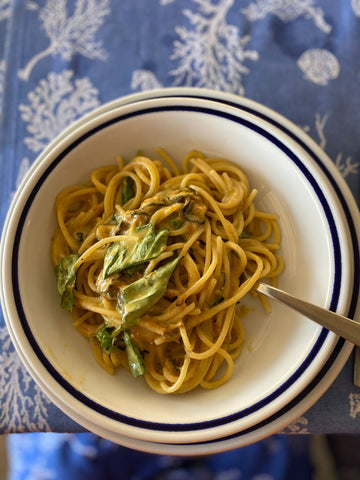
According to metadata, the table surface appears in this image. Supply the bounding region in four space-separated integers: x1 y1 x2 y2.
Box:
1 0 360 436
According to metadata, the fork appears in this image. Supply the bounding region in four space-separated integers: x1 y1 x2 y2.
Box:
255 282 360 347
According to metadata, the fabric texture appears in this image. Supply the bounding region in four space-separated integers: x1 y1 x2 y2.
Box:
1 0 360 477
7 433 312 480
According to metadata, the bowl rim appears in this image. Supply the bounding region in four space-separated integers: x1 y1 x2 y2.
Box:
1 92 357 445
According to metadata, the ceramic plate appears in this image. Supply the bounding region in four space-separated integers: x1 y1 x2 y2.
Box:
1 92 357 447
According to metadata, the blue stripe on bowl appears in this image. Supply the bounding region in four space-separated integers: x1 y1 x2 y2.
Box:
177 92 360 320
12 104 345 433
136 336 346 447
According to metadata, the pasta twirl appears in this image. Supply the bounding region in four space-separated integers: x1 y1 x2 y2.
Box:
51 149 283 394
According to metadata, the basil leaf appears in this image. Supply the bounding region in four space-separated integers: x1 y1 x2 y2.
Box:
55 254 79 311
96 324 118 354
103 224 169 278
103 242 128 278
168 212 185 230
123 330 145 377
118 256 181 328
134 225 169 264
108 213 120 225
121 176 136 206
182 198 206 224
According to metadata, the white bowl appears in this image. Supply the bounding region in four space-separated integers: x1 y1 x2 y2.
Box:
0 93 356 446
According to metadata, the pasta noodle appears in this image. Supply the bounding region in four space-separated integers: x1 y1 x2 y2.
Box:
51 149 283 394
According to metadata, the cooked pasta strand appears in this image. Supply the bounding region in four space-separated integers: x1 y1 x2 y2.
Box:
51 150 283 394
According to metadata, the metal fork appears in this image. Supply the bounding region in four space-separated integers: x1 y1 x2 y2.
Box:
255 282 360 347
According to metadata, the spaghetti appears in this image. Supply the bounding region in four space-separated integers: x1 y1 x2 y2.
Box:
51 149 283 394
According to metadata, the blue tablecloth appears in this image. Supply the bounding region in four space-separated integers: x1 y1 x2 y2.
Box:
1 1 360 474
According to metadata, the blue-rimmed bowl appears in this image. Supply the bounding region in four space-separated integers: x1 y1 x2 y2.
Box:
0 92 356 447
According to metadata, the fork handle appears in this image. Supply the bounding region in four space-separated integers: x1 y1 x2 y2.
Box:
256 283 360 347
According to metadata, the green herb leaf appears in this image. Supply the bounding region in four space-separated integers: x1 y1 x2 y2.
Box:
182 198 206 224
118 256 182 328
55 254 79 311
96 324 118 354
121 176 136 206
210 296 224 307
168 213 185 230
103 224 169 278
123 330 145 377
108 213 121 225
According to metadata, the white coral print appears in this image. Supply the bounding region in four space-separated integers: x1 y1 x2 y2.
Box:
170 0 258 95
18 0 111 81
283 415 309 433
0 326 51 432
131 69 163 91
349 393 360 418
297 49 340 86
303 113 359 179
351 0 360 16
242 0 331 33
19 70 100 153
26 1 39 10
0 0 12 21
335 153 360 178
